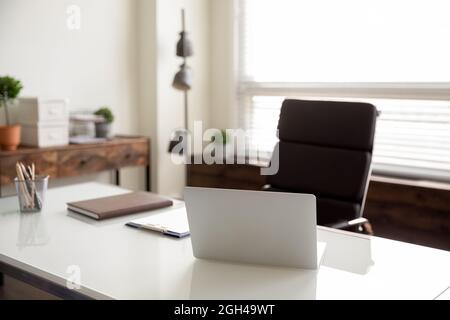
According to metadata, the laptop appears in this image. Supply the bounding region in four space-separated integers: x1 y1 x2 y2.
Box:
184 187 323 269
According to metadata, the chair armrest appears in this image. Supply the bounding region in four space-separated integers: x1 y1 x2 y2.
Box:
325 217 373 235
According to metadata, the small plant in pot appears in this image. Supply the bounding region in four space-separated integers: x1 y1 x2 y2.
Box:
94 107 114 139
209 129 232 158
0 76 23 151
211 129 230 145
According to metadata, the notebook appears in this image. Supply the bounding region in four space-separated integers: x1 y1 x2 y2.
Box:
126 207 190 238
67 192 173 220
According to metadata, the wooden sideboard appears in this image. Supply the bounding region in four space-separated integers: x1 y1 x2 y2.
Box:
0 136 151 196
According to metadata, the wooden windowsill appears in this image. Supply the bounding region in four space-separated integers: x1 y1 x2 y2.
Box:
371 175 450 191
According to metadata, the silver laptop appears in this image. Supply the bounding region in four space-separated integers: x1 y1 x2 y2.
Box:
184 187 319 269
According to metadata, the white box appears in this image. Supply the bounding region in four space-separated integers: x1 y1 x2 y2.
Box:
21 122 69 147
18 97 69 125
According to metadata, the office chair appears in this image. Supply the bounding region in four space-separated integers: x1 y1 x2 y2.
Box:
263 99 378 234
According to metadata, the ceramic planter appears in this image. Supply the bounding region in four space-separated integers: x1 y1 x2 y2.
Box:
95 122 112 138
0 124 21 151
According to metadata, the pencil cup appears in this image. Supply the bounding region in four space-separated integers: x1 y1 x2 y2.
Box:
14 176 49 213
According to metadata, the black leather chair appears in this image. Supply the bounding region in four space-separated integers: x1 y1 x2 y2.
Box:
263 99 378 233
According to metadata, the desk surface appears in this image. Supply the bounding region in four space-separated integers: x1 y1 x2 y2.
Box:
0 183 449 300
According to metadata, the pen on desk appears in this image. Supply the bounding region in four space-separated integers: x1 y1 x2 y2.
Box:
142 223 168 233
126 222 168 233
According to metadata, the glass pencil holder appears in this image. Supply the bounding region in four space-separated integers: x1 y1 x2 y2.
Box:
14 176 49 213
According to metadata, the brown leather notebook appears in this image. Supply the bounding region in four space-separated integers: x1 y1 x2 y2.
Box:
67 192 173 220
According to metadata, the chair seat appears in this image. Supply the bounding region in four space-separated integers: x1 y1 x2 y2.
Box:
316 197 360 226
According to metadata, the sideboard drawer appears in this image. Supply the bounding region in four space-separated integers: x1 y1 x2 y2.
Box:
58 148 114 177
0 152 58 185
110 142 149 168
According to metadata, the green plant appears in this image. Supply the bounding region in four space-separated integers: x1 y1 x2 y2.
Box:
0 76 23 126
211 129 230 145
94 107 115 124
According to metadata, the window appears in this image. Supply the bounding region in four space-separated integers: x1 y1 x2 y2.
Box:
238 0 450 181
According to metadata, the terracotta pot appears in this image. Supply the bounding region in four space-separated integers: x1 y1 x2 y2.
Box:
0 125 21 151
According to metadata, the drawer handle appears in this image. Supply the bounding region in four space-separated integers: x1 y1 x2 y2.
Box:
80 159 88 166
125 154 132 159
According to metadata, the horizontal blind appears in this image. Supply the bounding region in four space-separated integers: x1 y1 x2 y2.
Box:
243 96 450 181
372 99 450 180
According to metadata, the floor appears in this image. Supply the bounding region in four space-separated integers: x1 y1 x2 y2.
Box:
0 275 59 300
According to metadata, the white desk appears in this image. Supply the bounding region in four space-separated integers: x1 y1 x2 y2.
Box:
0 183 449 300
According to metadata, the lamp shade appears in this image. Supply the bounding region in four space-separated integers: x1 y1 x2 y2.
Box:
172 63 192 91
176 31 193 58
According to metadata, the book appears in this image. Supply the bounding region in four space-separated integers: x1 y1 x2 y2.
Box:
67 192 173 220
126 207 190 238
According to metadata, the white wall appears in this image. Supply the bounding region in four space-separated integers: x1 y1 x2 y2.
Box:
0 0 144 191
137 0 158 192
210 0 237 130
0 0 212 197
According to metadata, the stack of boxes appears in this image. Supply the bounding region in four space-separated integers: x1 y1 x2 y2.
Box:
18 98 69 147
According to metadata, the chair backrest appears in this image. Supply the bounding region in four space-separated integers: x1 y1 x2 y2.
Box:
266 99 378 225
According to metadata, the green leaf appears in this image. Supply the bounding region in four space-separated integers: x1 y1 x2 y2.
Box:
0 75 23 104
94 107 115 123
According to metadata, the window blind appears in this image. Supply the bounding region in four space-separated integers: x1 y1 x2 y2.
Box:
244 96 450 181
238 0 450 181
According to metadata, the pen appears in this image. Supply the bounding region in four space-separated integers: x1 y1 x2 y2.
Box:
141 223 168 233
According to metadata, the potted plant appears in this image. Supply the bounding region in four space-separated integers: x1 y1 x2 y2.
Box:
209 129 233 158
0 76 23 151
94 107 114 138
211 129 230 145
